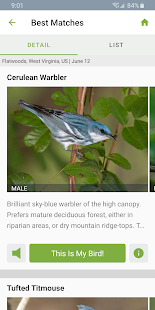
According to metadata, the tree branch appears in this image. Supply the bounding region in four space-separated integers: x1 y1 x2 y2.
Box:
104 123 121 170
16 298 30 310
89 87 94 111
77 87 87 114
41 167 64 192
68 87 87 192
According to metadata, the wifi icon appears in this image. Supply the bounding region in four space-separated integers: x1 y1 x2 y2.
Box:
112 2 119 8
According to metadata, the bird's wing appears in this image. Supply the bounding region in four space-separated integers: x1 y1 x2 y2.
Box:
49 110 87 140
19 101 88 140
51 109 89 126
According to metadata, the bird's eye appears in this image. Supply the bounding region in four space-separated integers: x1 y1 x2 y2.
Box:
101 129 105 134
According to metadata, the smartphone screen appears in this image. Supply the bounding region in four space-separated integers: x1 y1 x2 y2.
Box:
0 1 154 309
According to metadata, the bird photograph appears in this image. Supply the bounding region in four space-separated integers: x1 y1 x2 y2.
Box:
7 87 148 192
7 297 148 310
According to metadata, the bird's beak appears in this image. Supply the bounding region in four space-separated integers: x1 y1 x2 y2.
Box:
106 134 116 141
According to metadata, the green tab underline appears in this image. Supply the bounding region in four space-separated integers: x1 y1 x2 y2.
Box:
0 54 78 56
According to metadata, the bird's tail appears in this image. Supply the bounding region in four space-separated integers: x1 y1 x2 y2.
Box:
18 100 58 134
19 100 51 118
19 100 40 115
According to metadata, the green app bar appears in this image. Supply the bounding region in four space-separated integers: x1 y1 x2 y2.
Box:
29 244 126 263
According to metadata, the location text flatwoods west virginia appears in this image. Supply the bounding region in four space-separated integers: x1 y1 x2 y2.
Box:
7 74 67 80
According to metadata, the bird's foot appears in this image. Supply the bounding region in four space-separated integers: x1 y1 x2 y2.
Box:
65 148 83 158
77 152 83 159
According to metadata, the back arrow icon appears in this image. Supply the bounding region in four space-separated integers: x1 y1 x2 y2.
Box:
9 19 16 26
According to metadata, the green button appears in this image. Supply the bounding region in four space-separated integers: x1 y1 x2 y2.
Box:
29 244 126 263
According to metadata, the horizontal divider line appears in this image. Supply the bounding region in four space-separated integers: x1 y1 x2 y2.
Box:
0 270 155 278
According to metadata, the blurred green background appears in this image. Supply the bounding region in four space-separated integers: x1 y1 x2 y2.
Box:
7 87 148 187
150 298 155 310
150 87 155 189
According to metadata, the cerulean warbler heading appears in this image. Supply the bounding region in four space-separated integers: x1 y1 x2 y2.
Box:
19 100 116 156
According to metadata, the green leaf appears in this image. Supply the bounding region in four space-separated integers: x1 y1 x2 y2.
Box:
8 173 35 192
79 160 103 184
122 87 128 95
63 87 77 107
78 178 103 191
82 148 99 164
134 120 148 149
150 128 155 165
64 160 102 184
10 109 45 127
78 184 102 192
124 95 148 118
131 96 148 118
150 298 155 310
107 153 131 170
7 176 12 184
124 95 138 111
64 106 77 113
99 159 104 170
51 88 78 107
78 170 127 192
85 142 105 157
91 97 110 120
84 94 87 106
106 98 129 125
139 87 148 96
101 171 127 192
122 126 146 150
24 127 51 152
51 91 71 106
65 87 78 94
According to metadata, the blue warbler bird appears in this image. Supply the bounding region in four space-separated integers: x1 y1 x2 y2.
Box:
19 100 115 156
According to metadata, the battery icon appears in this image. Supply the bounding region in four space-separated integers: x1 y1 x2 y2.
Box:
140 3 144 8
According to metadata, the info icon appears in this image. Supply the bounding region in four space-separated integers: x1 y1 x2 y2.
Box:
134 248 144 258
129 244 148 263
